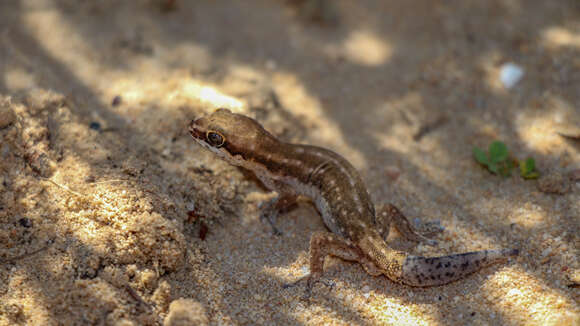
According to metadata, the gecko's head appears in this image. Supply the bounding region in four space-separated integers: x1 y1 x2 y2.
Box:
189 108 275 165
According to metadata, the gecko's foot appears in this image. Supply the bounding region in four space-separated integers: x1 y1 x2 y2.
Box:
282 274 308 289
282 275 313 301
283 274 335 301
414 218 445 237
410 218 444 246
320 279 336 290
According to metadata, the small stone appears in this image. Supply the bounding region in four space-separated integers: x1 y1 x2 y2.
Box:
538 171 571 195
18 218 32 228
384 166 401 180
164 298 208 326
112 95 122 107
499 63 524 89
89 122 101 131
27 152 53 177
541 247 552 257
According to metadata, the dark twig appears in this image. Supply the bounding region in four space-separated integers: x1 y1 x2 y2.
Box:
0 240 53 263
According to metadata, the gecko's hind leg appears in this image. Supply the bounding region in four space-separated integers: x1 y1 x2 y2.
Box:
283 231 379 299
377 204 443 246
259 193 298 236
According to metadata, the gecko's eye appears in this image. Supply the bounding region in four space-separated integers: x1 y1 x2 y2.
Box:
206 131 225 148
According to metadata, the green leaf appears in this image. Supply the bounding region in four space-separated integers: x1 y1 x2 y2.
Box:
488 163 499 174
489 141 508 163
473 147 489 165
525 158 535 172
520 158 539 179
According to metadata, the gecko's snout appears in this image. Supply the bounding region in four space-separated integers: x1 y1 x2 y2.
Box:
188 119 204 139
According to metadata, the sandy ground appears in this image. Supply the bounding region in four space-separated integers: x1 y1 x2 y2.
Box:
1 0 579 325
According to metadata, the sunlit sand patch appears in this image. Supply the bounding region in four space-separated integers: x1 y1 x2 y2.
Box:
485 268 580 325
368 301 430 326
478 51 511 94
320 29 393 67
541 26 580 49
514 96 579 155
341 30 393 66
5 276 52 325
370 93 426 154
3 66 37 91
503 202 547 228
184 82 244 110
271 72 367 169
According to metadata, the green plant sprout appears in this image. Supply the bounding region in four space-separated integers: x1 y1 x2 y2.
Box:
473 141 514 177
519 157 539 179
473 141 539 178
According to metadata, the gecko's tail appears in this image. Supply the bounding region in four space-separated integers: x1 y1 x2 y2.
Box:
400 249 518 287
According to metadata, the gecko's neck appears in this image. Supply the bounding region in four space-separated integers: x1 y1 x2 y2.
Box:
232 140 320 182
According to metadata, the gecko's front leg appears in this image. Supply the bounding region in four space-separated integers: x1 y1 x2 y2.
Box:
258 192 298 236
284 231 381 298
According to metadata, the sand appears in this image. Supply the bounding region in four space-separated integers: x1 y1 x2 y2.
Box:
0 1 578 325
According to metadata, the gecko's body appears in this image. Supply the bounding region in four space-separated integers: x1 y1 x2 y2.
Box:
189 109 518 289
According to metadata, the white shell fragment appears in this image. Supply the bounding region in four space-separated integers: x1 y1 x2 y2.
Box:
499 63 525 89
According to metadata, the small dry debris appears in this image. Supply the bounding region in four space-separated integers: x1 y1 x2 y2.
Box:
164 299 209 326
538 171 571 195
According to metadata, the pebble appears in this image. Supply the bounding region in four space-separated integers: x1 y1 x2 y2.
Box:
89 122 101 131
300 266 309 275
384 166 401 180
499 63 525 89
18 218 32 228
538 171 571 194
541 247 552 257
111 95 122 107
164 299 209 326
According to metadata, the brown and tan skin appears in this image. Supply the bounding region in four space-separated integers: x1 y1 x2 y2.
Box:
189 109 518 294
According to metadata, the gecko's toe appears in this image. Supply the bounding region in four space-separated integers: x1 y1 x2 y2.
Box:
282 274 308 289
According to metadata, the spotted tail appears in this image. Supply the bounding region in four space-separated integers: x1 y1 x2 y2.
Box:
400 249 519 287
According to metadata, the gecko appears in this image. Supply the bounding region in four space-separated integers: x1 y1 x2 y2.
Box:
188 108 518 294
